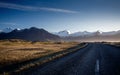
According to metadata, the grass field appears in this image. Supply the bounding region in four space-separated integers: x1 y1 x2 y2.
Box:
0 39 79 67
102 42 120 47
110 42 120 47
0 39 84 74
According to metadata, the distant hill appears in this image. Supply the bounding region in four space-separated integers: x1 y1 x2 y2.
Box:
0 27 120 42
53 30 120 37
52 30 70 37
0 27 60 41
62 32 120 42
53 30 120 42
0 27 13 33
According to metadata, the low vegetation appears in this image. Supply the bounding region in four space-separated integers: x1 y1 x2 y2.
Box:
0 39 86 74
109 42 120 47
101 41 120 47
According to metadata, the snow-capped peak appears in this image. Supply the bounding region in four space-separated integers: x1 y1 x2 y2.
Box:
58 30 70 34
52 30 120 37
0 28 21 33
96 30 102 34
16 28 21 31
0 30 2 32
52 30 70 37
2 27 13 33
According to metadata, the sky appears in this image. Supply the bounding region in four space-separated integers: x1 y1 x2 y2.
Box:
0 0 120 33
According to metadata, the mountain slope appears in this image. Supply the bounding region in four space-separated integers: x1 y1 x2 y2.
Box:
61 30 120 42
0 28 13 33
0 27 60 41
54 30 120 37
70 31 93 37
52 30 70 37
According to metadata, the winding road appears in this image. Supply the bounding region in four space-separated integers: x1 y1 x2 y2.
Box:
21 43 120 75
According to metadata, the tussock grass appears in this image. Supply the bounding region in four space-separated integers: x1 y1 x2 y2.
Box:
109 42 120 47
0 39 83 74
101 41 120 47
15 43 87 73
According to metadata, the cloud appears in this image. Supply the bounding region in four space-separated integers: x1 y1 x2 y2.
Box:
0 2 78 13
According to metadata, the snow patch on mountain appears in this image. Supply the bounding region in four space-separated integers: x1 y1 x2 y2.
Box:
16 28 21 31
53 30 70 37
70 31 93 36
2 28 13 33
53 30 120 37
0 28 21 33
102 31 118 35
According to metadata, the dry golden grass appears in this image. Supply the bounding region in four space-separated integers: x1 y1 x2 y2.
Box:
101 42 120 47
109 42 120 47
0 39 79 67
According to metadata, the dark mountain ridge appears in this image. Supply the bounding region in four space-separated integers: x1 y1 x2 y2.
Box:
0 27 60 41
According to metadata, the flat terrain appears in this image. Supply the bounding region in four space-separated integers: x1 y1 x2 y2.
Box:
0 40 120 75
106 42 120 47
20 43 120 75
0 39 79 72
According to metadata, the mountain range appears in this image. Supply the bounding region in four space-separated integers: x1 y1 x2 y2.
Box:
53 30 70 37
0 28 13 33
0 27 60 41
0 27 120 42
52 30 120 42
53 30 120 37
